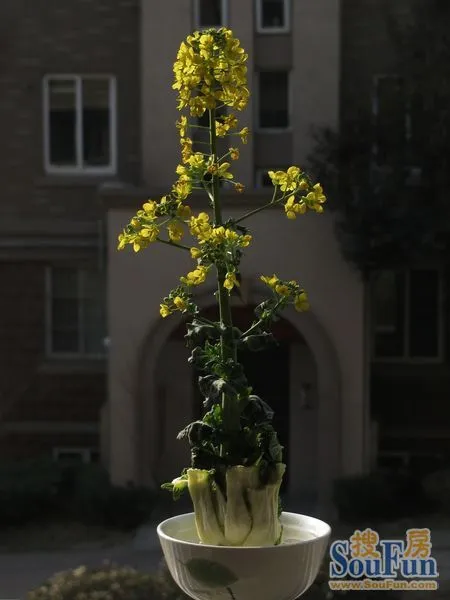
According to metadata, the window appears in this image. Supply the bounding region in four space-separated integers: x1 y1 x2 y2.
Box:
194 0 227 28
53 447 98 463
372 75 424 169
257 71 290 130
256 0 290 33
43 75 117 174
372 269 443 361
46 267 107 357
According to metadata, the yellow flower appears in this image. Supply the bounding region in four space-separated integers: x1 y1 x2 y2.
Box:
240 234 252 247
229 147 239 160
189 212 212 241
117 233 127 250
180 137 193 163
298 179 309 191
235 183 245 193
238 127 249 144
224 272 239 291
284 196 297 220
211 226 227 243
168 221 184 242
187 153 207 170
268 170 284 186
140 224 160 241
173 180 192 200
143 200 157 217
189 96 207 117
275 284 290 296
261 274 279 290
284 195 307 220
176 203 191 219
216 121 229 137
181 265 209 286
173 296 188 311
224 113 238 129
294 292 310 312
176 115 188 138
217 162 233 180
224 229 239 242
160 304 172 318
173 29 249 116
190 247 202 259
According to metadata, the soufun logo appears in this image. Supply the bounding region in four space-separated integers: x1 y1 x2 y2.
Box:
328 528 439 592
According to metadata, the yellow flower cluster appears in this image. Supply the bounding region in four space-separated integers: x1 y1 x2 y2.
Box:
260 274 310 312
268 167 327 219
181 265 210 287
117 196 192 252
173 28 249 117
224 272 239 291
160 289 193 318
188 213 251 249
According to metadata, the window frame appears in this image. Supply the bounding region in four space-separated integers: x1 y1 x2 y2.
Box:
371 73 422 179
371 267 444 364
256 0 290 34
42 74 117 175
52 447 97 463
45 266 106 360
193 0 228 29
255 70 292 132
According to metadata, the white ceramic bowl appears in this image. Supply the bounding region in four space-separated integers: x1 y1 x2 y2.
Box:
157 512 331 600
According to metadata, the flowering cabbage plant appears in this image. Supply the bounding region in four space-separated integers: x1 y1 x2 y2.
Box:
118 28 326 547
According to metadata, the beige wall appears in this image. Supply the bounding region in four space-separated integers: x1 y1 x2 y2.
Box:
292 0 340 164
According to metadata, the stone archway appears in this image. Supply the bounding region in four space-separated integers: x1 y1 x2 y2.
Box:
136 282 341 514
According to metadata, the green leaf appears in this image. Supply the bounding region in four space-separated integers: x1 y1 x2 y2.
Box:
242 395 274 423
185 558 238 588
177 421 214 444
242 332 275 352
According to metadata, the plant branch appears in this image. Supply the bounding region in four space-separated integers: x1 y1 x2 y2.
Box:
209 108 240 440
157 238 191 251
241 299 283 338
235 187 281 224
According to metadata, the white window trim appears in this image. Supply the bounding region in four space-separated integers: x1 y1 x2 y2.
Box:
52 447 96 463
43 74 117 176
371 73 422 179
372 268 444 364
256 0 290 34
193 0 228 29
255 70 292 133
45 267 106 360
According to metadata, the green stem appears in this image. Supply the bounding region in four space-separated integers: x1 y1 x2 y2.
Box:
241 299 283 338
156 238 191 252
235 187 281 224
209 108 240 440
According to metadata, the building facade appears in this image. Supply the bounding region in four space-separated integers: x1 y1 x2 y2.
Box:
2 0 446 510
0 0 139 461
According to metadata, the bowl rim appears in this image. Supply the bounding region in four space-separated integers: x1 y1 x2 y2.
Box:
157 511 332 550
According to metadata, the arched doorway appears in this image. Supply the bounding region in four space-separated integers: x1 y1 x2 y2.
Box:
154 304 318 500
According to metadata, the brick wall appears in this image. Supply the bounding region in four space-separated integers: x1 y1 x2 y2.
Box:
0 0 140 230
0 262 105 459
0 0 138 460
